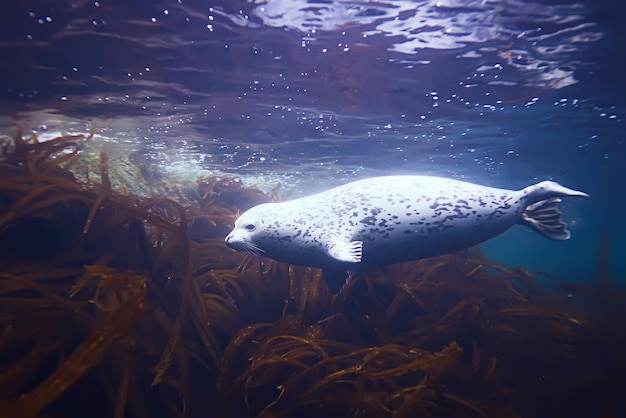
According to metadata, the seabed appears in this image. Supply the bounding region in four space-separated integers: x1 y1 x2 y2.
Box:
0 131 624 418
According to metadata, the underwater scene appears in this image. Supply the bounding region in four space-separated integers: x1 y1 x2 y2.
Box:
0 1 624 417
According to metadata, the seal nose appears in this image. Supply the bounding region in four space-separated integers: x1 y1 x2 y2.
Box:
225 234 242 251
225 234 236 249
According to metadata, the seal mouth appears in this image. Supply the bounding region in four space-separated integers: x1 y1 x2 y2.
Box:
225 236 264 254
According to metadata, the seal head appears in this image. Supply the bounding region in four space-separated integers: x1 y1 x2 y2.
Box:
226 200 363 268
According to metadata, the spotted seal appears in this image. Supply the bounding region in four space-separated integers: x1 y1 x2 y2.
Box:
225 176 588 270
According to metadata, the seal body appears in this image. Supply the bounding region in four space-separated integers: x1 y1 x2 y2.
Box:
225 176 588 269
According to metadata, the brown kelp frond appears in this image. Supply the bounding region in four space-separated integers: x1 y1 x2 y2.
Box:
217 325 464 418
1 267 148 418
0 132 216 417
1 131 625 418
0 129 93 177
194 176 269 210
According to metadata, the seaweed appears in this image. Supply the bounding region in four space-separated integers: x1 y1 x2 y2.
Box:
0 130 624 418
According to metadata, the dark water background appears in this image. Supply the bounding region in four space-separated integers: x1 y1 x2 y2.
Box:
1 0 624 283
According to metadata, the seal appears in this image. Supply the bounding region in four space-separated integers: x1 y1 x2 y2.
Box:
225 176 588 270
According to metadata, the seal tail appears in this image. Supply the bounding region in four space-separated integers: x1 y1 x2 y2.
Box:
520 181 589 240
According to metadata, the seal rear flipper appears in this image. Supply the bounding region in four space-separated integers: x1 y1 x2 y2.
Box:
524 180 589 203
521 197 573 240
327 238 363 263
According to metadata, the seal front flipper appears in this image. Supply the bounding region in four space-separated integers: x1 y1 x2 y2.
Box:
326 237 363 263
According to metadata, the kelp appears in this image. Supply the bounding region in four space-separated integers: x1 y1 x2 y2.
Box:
0 130 624 418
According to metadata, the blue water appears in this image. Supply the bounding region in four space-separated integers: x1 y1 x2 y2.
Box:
1 0 624 283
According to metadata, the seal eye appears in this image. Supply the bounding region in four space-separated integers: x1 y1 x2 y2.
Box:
245 224 256 231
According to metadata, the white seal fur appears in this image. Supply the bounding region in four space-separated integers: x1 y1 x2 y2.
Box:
225 176 588 269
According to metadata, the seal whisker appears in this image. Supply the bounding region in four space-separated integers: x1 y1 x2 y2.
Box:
243 242 265 254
